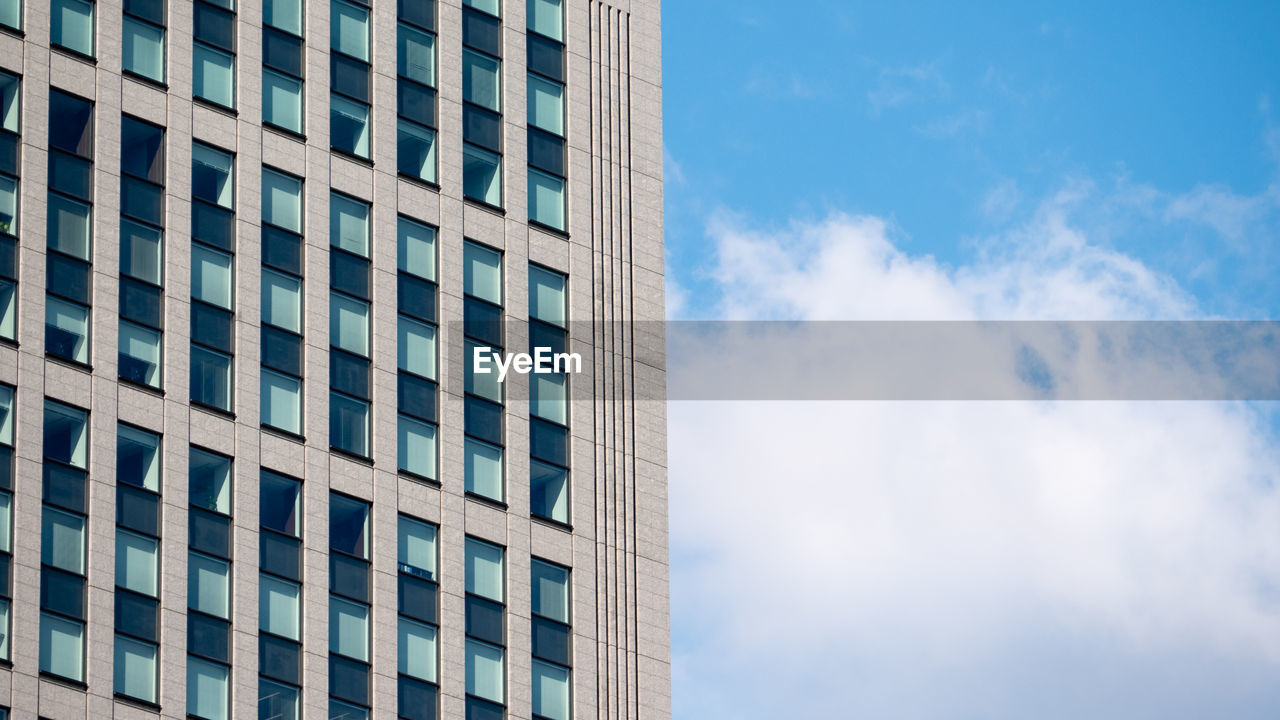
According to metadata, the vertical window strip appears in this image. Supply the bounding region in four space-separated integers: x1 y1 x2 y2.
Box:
258 468 303 720
193 0 237 109
187 445 233 720
261 167 305 436
122 0 167 84
45 89 94 366
397 515 440 720
119 115 166 390
0 0 19 32
397 216 438 481
526 0 566 231
113 423 161 703
190 141 236 413
330 0 372 159
0 71 19 344
38 400 89 683
461 1 503 206
528 264 569 524
530 558 571 720
0 384 14 663
263 0 305 134
397 1 439 184
329 192 372 458
463 242 504 502
465 537 506 720
50 0 95 58
329 492 372 720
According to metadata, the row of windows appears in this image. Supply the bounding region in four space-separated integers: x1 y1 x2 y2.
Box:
10 387 571 720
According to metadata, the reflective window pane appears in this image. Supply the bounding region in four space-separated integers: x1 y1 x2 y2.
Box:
331 0 370 61
398 415 437 480
530 459 568 524
463 49 501 112
464 0 501 18
528 0 563 42
264 69 304 134
189 447 232 514
0 176 15 236
465 536 504 602
260 470 301 536
262 169 302 233
463 144 502 207
531 559 569 622
261 370 302 435
398 515 437 577
330 193 370 256
399 24 436 86
329 493 369 558
532 659 570 720
115 635 158 703
0 72 16 133
264 0 302 35
45 297 89 363
190 346 232 411
0 384 11 446
528 74 564 136
398 119 437 184
47 194 92 260
398 316 436 379
121 219 163 284
51 0 94 56
39 612 84 681
188 551 230 618
399 617 437 682
262 269 301 332
260 677 299 720
464 438 503 502
192 143 235 209
330 392 369 458
330 293 370 357
117 528 159 596
194 43 236 109
529 167 566 232
330 94 370 159
188 656 229 720
119 321 162 388
463 242 502 304
117 424 161 491
123 17 165 82
260 574 301 640
42 506 85 573
329 596 369 661
465 638 504 703
397 217 436 280
43 400 87 467
192 245 233 309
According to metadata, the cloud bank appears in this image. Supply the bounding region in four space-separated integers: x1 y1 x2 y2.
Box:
669 203 1280 718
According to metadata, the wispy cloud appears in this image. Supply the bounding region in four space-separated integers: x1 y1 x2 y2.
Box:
867 61 950 114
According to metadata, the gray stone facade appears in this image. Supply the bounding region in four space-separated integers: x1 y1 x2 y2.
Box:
0 0 667 717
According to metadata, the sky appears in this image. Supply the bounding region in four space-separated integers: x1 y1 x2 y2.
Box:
661 2 1280 718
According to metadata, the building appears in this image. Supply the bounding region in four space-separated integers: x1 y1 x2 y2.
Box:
0 0 668 718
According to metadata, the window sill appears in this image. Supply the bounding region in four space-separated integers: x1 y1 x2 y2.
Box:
331 147 374 167
193 96 238 117
465 491 508 511
398 469 441 488
397 172 441 193
190 401 236 421
119 377 166 397
329 446 374 466
0 24 22 39
529 219 570 240
532 515 573 534
122 70 169 92
264 122 307 144
45 354 93 374
114 693 162 712
262 424 306 444
0 337 17 351
51 45 97 65
39 671 89 691
464 197 506 216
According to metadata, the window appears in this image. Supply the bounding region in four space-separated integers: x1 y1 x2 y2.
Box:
194 0 236 109
189 657 230 720
0 0 18 31
330 492 371 715
465 242 503 304
40 613 84 680
51 0 94 57
399 119 438 183
265 0 300 34
190 447 232 514
527 0 567 231
399 416 437 480
528 75 564 136
531 558 571 719
259 468 302 719
397 217 438 482
193 245 233 309
188 443 233 720
464 0 500 18
261 168 304 437
264 70 303 134
261 470 301 535
332 0 370 60
114 423 161 702
192 142 236 411
331 92 369 159
464 144 502 207
123 0 166 83
529 168 566 232
464 242 505 501
45 297 89 363
262 168 302 232
331 293 370 357
262 371 302 434
46 90 95 364
330 494 369 559
263 0 304 134
466 538 504 601
331 0 371 159
529 0 563 41
40 400 89 683
115 637 158 703
399 25 436 86
330 192 373 458
120 116 167 388
193 143 235 208
397 514 439 719
529 265 570 523
330 392 370 458
398 7 438 187
466 537 506 717
330 193 369 256
463 1 503 209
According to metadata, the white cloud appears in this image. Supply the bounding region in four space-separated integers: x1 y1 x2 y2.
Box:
670 205 1280 718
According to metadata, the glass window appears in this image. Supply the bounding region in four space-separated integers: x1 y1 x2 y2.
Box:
464 0 500 18
47 193 92 260
192 143 235 209
261 370 301 435
463 49 501 112
396 219 435 281
464 438 503 502
262 269 301 332
39 613 84 681
465 537 504 602
330 94 370 159
189 551 230 618
42 506 85 573
264 0 301 35
398 316 436 379
398 119 437 184
115 635 158 703
329 493 368 558
43 400 87 467
531 372 566 425
528 0 563 42
121 219 163 284
463 144 502 207
262 169 302 233
398 415 437 480
194 43 236 109
465 341 502 402
117 424 161 491
119 321 162 388
0 385 11 446
330 393 369 458
191 346 232 411
330 193 370 256
329 596 369 661
464 242 503 304
399 617 437 682
121 116 165 182
0 493 10 553
123 16 165 82
49 90 93 156
192 245 233 309
0 280 13 340
465 639 504 703
264 69 304 134
0 0 18 31
398 25 436 86
188 656 229 720
532 660 570 720
398 515 436 578
529 265 566 326
331 0 370 61
260 470 301 535
189 447 232 514
528 74 564 136
0 72 17 133
0 176 15 236
260 575 300 640
0 598 7 661
529 168 566 232
117 528 159 596
331 293 370 357
260 678 299 720
51 0 94 57
531 559 569 622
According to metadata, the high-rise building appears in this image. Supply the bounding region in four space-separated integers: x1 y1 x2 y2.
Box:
0 0 667 718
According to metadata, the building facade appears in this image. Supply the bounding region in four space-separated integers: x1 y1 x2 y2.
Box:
0 0 667 718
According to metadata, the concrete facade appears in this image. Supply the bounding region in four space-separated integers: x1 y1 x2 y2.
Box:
0 0 667 717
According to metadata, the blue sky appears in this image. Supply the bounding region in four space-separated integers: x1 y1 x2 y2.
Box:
662 2 1280 718
663 0 1280 318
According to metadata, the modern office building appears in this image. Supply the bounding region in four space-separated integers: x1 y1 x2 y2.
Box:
0 0 667 718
